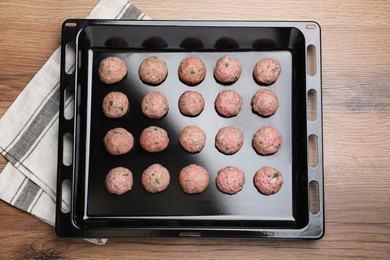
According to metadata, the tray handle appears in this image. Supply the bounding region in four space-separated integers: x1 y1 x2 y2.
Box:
55 20 81 236
304 22 324 239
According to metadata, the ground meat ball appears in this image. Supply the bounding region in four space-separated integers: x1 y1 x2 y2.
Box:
251 89 279 117
140 126 169 152
253 58 281 85
179 125 206 153
214 55 242 84
215 126 244 155
105 167 133 195
142 164 170 193
138 56 168 85
178 56 206 85
98 56 127 84
214 90 242 117
254 166 283 195
179 164 209 194
178 91 205 116
252 126 282 155
103 127 134 155
141 92 169 119
216 166 245 195
102 91 129 118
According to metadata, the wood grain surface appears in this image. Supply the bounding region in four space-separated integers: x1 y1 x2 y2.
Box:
1 0 389 259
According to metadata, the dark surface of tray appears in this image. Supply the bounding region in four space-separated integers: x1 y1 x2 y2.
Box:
56 20 324 239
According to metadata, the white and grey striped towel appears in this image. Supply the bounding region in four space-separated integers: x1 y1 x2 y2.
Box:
0 0 149 245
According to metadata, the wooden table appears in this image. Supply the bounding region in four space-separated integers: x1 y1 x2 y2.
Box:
1 0 389 258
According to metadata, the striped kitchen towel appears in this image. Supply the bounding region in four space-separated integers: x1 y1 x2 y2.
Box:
0 0 149 245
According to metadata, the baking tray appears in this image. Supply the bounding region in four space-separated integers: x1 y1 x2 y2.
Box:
56 20 324 239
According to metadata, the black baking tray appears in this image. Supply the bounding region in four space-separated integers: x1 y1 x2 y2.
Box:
56 20 324 239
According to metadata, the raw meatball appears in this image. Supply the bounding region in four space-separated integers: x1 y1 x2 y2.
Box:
252 126 282 155
214 90 242 117
98 56 127 84
141 92 169 119
178 56 206 85
215 126 244 155
216 166 245 195
251 89 279 117
138 56 168 85
142 164 170 193
179 164 209 194
103 127 134 155
214 55 242 84
253 58 281 85
179 125 206 153
102 91 129 118
105 167 133 195
178 91 205 116
140 126 169 152
254 166 283 195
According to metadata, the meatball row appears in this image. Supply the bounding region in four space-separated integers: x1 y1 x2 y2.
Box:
105 164 283 196
103 125 281 156
98 56 281 86
101 88 279 120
